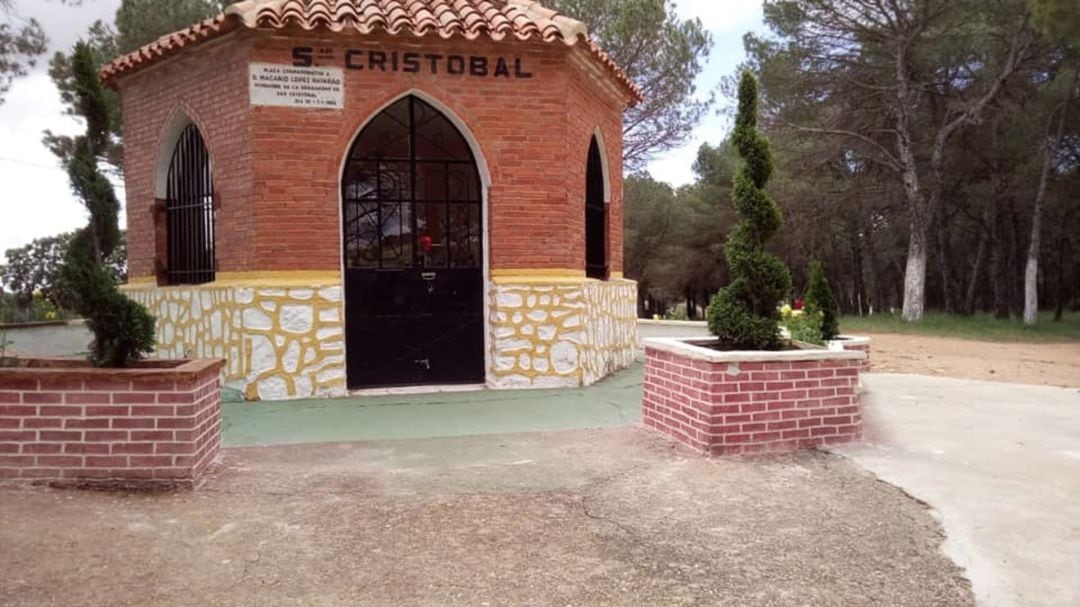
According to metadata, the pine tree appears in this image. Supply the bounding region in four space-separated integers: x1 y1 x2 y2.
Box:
806 260 839 341
60 42 155 367
706 70 791 350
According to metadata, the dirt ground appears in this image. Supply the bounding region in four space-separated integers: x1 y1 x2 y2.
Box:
863 333 1080 388
0 428 972 606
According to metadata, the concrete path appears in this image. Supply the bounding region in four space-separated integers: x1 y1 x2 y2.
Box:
835 374 1080 607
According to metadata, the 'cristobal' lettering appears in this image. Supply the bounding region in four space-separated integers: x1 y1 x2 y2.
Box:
294 47 533 79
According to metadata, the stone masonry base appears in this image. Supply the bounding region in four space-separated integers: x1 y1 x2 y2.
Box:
642 338 866 456
124 275 639 399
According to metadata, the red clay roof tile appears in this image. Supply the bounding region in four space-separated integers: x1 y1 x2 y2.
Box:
100 0 642 104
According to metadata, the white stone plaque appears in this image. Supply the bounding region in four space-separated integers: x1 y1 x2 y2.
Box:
249 63 343 109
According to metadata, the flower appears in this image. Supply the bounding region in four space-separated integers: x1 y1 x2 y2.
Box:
780 304 793 317
793 298 805 311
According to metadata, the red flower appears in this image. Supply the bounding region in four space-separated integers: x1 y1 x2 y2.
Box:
793 298 805 311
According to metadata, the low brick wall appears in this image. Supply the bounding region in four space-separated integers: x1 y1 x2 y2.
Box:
0 358 224 488
642 338 865 456
831 336 871 372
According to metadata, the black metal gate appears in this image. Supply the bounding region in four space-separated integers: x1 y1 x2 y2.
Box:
342 96 484 388
166 124 215 285
585 137 608 280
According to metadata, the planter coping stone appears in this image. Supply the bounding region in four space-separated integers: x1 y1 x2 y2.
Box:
644 337 866 363
0 357 225 384
832 335 871 346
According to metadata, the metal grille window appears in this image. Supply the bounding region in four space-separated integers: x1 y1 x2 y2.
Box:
585 137 608 280
165 124 215 285
342 95 483 271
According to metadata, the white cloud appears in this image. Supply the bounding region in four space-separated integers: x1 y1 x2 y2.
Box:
0 72 87 253
676 0 765 34
645 0 765 186
0 0 121 254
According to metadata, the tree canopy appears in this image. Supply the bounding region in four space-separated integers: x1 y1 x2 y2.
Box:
0 0 46 105
549 0 713 168
44 0 226 170
624 0 1080 325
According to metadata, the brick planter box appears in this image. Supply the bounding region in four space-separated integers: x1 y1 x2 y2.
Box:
642 338 866 456
0 357 225 488
829 335 871 372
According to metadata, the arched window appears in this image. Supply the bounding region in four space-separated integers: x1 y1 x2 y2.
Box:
585 136 608 280
165 124 215 285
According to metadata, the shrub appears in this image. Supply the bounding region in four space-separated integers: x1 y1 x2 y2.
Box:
60 43 155 367
783 306 825 345
806 259 839 341
706 70 791 350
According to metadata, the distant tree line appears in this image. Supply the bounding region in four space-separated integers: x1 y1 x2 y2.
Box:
628 0 1080 324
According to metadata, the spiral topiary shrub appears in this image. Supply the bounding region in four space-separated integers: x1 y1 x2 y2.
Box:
806 259 839 341
706 70 791 350
61 43 155 367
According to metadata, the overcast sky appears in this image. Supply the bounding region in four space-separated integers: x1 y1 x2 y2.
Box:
0 0 765 254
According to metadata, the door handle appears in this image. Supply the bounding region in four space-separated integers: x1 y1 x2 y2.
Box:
421 272 437 281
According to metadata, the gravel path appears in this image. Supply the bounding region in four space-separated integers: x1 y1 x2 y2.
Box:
0 427 972 606
862 333 1080 388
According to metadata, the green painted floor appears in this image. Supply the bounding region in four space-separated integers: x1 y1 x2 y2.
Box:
222 363 644 447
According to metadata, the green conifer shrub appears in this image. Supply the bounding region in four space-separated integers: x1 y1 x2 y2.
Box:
61 43 155 367
706 70 791 350
806 259 839 341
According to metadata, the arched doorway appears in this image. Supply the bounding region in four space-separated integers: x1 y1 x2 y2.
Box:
341 95 485 389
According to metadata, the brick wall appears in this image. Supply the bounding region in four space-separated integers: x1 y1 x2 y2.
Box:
119 36 254 279
642 345 864 456
841 341 872 372
118 31 631 278
0 359 224 487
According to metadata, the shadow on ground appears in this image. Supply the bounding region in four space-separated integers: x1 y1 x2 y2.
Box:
0 427 971 606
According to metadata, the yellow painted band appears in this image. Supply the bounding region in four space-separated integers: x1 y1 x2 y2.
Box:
491 269 586 278
123 270 342 289
492 275 636 285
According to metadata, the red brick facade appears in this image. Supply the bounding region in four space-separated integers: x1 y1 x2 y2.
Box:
642 344 865 456
0 359 224 487
117 32 628 280
837 339 872 372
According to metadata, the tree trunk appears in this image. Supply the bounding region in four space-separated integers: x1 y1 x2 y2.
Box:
937 207 955 313
964 227 988 315
990 197 1010 319
1008 203 1024 318
902 224 928 321
1024 87 1072 325
1054 230 1069 321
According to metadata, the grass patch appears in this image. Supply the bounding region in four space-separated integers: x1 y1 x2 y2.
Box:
839 311 1080 343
